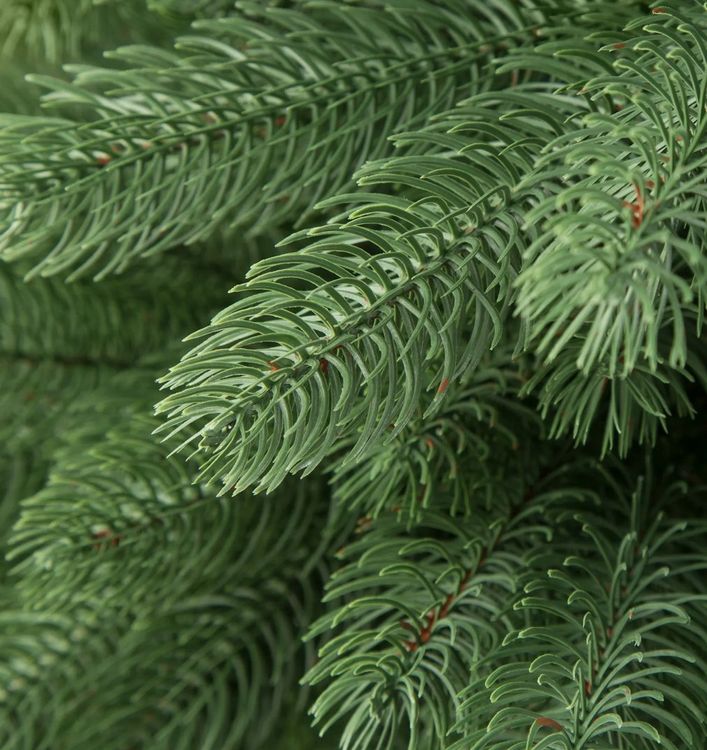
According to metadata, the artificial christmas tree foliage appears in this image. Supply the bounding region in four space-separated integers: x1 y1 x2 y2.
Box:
0 1 706 749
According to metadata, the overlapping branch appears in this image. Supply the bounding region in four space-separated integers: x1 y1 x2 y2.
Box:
0 0 594 277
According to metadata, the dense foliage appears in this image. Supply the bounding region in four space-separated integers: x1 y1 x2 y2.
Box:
0 1 705 748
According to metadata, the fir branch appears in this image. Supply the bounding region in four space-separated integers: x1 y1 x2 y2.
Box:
0 256 227 580
1 369 344 749
0 5 705 749
158 8 707 490
517 5 707 377
8 367 346 607
522 328 707 456
156 89 576 495
0 582 321 750
0 0 590 278
304 465 595 749
330 348 541 521
453 481 707 749
503 4 707 453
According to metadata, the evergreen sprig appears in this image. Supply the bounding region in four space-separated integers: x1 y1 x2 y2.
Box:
0 256 225 552
304 461 600 749
159 5 707 503
0 0 604 278
2 369 344 750
156 88 574 494
0 2 705 749
453 482 707 749
330 349 540 521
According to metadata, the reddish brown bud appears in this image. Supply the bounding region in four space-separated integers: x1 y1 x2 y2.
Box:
536 717 563 731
